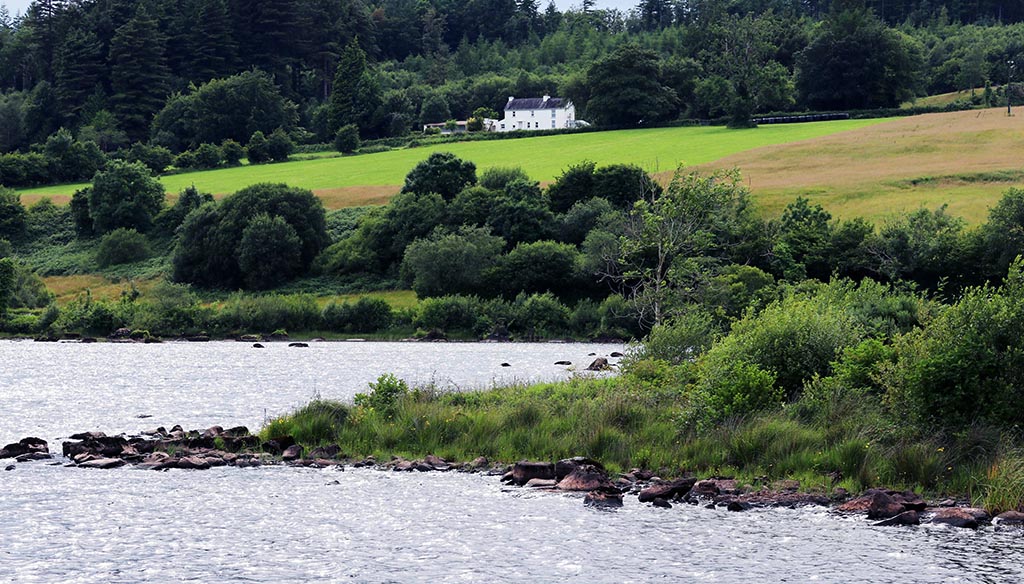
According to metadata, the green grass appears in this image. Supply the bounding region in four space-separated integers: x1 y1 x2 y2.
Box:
18 119 884 199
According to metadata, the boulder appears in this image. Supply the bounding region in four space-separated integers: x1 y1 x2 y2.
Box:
176 456 211 470
651 498 672 509
554 361 572 365
238 334 261 342
930 508 980 529
555 457 604 481
995 510 1024 526
874 510 920 527
585 357 609 371
467 456 489 470
4 464 14 471
867 491 906 520
201 426 224 438
0 437 48 459
78 457 126 469
557 464 614 491
639 478 697 502
610 352 624 358
689 480 721 499
253 343 265 348
282 444 304 461
424 454 449 470
392 459 416 472
525 478 558 488
309 445 341 459
727 501 752 512
584 487 624 509
288 342 309 348
512 461 555 486
186 335 211 342
772 480 800 492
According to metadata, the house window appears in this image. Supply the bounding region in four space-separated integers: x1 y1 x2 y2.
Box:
531 111 534 117
501 124 505 129
551 121 556 128
551 110 556 118
512 111 516 117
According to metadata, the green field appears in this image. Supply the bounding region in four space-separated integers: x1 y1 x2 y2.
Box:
18 119 884 199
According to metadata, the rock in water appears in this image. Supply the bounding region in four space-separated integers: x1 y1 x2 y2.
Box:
282 444 304 461
556 464 613 491
995 510 1024 526
638 478 697 502
512 461 555 486
78 457 126 469
584 487 624 508
585 357 609 371
874 511 920 527
930 508 981 528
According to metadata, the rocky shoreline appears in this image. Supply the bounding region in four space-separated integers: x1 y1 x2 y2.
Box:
3 427 1023 529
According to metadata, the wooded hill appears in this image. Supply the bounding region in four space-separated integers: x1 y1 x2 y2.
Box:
0 0 1022 158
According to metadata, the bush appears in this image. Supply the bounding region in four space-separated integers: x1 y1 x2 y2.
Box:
246 131 271 164
415 295 484 334
265 128 294 162
400 226 504 297
0 188 27 242
192 143 223 168
479 166 529 191
334 124 360 153
695 362 781 424
237 214 303 290
95 228 150 267
173 150 198 169
354 373 409 419
512 292 570 338
220 139 244 166
124 142 173 174
638 309 719 365
402 152 476 200
348 297 394 333
84 160 166 234
214 293 321 333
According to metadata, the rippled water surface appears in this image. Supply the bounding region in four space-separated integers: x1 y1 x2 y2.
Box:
2 341 1024 583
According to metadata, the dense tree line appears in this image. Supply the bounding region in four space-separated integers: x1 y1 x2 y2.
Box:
0 0 1021 162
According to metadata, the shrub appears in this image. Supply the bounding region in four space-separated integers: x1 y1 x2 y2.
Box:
402 152 476 200
638 309 719 365
246 131 271 163
697 362 781 423
265 128 294 162
95 228 150 267
192 143 223 168
479 166 529 191
513 292 570 338
214 293 321 333
237 214 303 290
173 150 198 169
85 160 166 234
0 188 27 242
348 297 393 333
220 139 244 165
354 373 409 419
334 124 360 153
124 142 173 174
415 295 484 334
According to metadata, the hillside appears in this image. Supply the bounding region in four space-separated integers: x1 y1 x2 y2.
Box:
700 108 1024 223
17 119 882 205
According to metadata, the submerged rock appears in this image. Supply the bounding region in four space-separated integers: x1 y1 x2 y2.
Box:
874 511 920 527
639 478 697 503
555 457 604 481
930 508 982 529
0 437 48 459
78 457 126 469
556 464 613 491
584 487 624 509
995 510 1024 526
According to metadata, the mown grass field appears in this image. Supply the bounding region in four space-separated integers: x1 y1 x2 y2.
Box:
699 108 1024 223
18 119 882 203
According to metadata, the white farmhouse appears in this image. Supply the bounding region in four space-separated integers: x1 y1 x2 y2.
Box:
497 95 576 132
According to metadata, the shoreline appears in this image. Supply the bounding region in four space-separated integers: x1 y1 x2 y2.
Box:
4 426 1022 531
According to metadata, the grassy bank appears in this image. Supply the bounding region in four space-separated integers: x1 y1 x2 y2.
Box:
260 370 1024 512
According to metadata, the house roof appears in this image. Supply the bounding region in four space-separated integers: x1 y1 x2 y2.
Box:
505 97 570 111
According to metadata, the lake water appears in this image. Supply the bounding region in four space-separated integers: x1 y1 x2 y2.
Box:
2 341 1023 583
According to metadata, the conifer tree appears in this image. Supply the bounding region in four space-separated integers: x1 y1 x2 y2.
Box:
109 5 170 141
54 27 103 126
187 0 238 84
328 38 381 136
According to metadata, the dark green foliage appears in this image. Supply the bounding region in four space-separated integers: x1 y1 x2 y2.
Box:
479 166 529 191
0 188 27 242
220 140 244 166
84 160 165 235
592 164 662 209
558 197 618 246
513 292 571 337
486 179 555 246
95 228 150 267
0 257 14 316
796 8 923 110
54 27 104 127
490 240 581 299
173 183 327 289
109 5 171 141
237 214 303 290
771 197 834 281
245 131 271 164
414 295 486 334
153 186 214 238
448 186 497 227
41 128 105 183
322 297 394 333
69 188 93 237
547 161 596 214
151 70 296 150
980 188 1024 281
402 152 477 201
213 293 321 333
265 128 293 162
124 143 173 175
401 226 505 297
192 143 224 168
328 39 381 137
583 44 678 126
334 124 360 153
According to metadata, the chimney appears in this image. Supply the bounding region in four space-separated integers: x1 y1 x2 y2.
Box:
508 96 515 102
543 94 550 102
